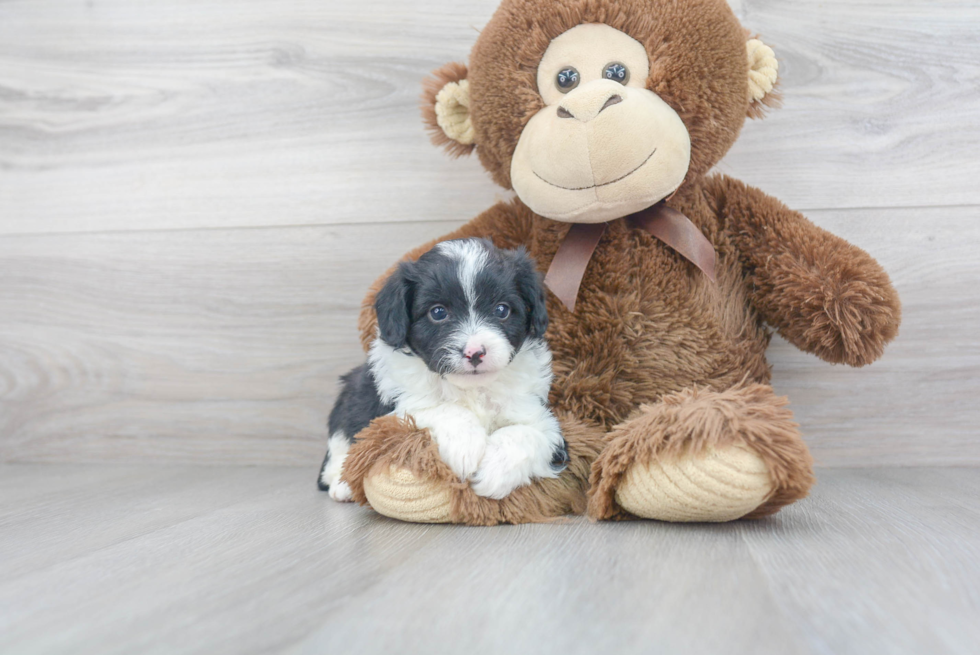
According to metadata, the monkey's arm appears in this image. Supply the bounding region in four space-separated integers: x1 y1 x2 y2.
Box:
709 175 900 367
357 200 531 351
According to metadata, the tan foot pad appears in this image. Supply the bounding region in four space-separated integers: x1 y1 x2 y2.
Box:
614 445 773 522
362 465 454 524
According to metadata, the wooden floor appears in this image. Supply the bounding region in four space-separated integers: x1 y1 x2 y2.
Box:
1 464 977 655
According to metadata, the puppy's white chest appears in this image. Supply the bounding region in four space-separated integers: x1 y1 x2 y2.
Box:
456 388 505 432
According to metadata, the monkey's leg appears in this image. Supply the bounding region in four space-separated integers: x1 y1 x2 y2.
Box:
588 383 814 522
343 413 603 526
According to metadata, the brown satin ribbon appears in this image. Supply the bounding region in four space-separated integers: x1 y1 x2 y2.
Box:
544 222 608 312
543 201 717 312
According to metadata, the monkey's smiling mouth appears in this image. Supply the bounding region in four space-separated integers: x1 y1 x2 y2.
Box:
533 148 657 191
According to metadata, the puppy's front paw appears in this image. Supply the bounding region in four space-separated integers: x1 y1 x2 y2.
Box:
470 442 527 500
470 424 564 499
433 425 487 482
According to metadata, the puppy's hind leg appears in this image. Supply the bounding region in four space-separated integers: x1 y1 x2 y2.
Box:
318 431 354 502
320 362 393 501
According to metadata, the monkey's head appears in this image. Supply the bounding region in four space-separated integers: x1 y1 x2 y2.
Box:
423 0 779 223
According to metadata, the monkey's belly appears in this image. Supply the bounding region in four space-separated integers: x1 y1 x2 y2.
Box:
546 291 769 428
535 215 768 428
548 321 722 426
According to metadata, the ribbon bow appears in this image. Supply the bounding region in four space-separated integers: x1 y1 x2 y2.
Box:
543 201 717 312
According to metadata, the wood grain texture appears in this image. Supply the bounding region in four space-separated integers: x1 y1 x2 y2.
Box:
1 0 978 236
1 0 978 467
1 205 977 467
721 0 980 210
739 468 980 655
1 464 977 654
0 221 458 465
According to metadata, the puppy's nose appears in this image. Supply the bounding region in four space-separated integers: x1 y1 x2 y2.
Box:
463 345 486 366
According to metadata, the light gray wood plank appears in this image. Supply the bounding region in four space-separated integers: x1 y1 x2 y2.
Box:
0 464 444 655
3 464 977 655
0 220 462 466
294 518 809 655
1 204 977 467
0 460 147 505
738 468 980 655
0 0 504 236
0 465 306 584
1 0 978 236
721 0 980 211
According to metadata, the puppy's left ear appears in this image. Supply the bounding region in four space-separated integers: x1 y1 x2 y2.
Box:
512 248 549 339
373 263 415 349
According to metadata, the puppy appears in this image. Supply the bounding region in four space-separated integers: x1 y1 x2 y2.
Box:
318 238 568 502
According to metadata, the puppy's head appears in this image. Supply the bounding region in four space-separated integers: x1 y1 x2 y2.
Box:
374 238 548 385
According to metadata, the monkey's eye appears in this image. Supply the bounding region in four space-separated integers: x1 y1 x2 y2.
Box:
555 67 580 93
603 62 630 85
493 303 511 320
429 305 448 322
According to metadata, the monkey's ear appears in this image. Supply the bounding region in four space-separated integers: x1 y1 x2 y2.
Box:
746 38 781 119
421 62 476 157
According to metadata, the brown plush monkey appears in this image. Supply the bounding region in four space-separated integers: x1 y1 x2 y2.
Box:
340 0 901 524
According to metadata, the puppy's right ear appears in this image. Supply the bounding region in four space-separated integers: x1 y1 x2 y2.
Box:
374 263 414 349
512 247 549 340
421 62 476 158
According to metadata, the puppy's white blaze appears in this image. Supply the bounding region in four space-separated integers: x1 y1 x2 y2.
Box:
436 239 489 306
321 431 353 502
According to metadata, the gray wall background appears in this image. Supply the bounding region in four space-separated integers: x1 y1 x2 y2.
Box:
1 0 978 467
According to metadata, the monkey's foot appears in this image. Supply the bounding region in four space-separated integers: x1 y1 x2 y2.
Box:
588 383 815 522
362 465 454 523
614 444 773 522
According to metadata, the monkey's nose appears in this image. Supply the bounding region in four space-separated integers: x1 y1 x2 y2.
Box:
557 87 623 122
601 94 623 111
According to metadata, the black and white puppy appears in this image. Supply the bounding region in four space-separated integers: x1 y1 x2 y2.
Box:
318 238 568 501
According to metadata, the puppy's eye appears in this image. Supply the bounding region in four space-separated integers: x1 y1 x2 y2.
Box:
429 305 448 322
555 67 579 93
493 303 511 320
603 62 629 85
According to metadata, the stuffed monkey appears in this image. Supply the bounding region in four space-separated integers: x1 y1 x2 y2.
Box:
340 0 901 525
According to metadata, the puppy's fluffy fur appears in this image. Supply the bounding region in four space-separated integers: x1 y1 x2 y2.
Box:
319 238 568 501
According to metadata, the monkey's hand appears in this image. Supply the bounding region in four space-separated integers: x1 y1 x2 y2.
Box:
713 175 901 367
